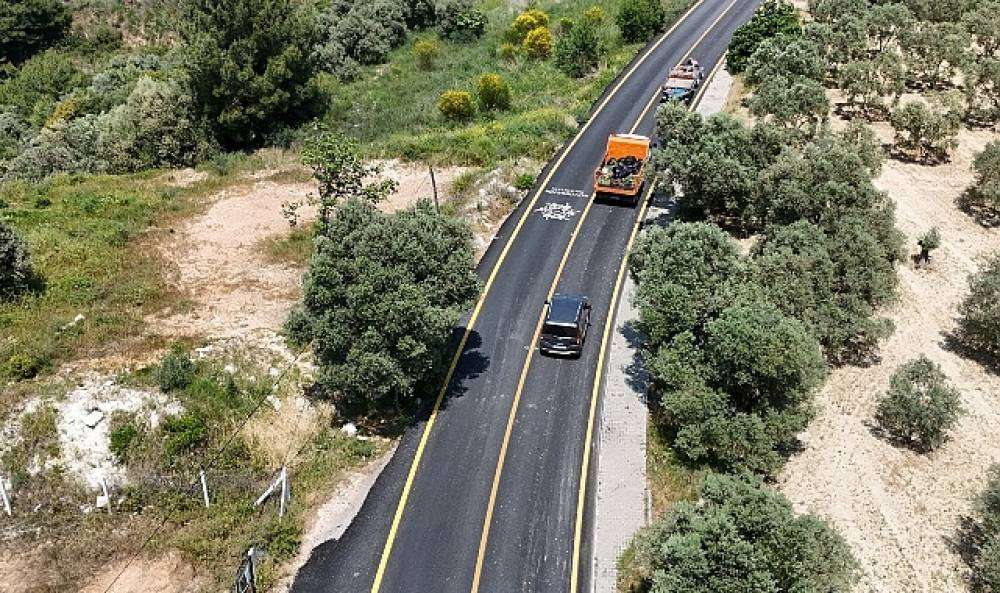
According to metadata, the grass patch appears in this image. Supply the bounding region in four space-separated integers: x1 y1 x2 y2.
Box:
646 412 703 518
321 0 694 166
259 224 315 267
0 150 301 384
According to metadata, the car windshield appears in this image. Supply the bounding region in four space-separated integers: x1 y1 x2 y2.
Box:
543 323 577 338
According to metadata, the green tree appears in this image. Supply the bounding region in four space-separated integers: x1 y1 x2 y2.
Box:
747 74 829 132
967 141 1000 215
0 0 70 65
438 0 486 42
728 0 801 74
616 0 666 43
180 0 320 149
963 58 1000 126
838 51 906 118
300 129 397 226
0 220 32 298
0 49 83 127
901 21 971 88
875 356 963 451
962 0 1000 58
890 98 962 161
957 253 1000 362
866 2 914 53
745 37 826 85
629 474 858 593
554 16 603 77
293 199 480 415
629 222 745 349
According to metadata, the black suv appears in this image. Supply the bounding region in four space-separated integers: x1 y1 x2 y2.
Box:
539 294 591 357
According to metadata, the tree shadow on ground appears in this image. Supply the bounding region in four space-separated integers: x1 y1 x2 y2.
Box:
955 189 1000 229
941 331 1000 378
620 318 649 398
944 514 984 591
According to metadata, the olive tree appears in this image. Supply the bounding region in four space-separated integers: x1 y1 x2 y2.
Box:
291 199 479 416
839 51 906 118
890 98 962 162
971 466 1000 591
866 2 914 53
963 58 1000 126
966 141 1000 216
628 473 858 593
875 355 963 451
957 252 1000 362
961 0 1000 58
900 21 971 88
747 75 829 132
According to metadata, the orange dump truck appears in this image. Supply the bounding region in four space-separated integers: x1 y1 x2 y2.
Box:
593 133 651 203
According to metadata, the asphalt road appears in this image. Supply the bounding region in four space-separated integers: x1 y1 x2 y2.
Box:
292 2 760 591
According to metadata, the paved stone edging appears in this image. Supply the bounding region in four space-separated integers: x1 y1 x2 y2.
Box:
590 61 733 593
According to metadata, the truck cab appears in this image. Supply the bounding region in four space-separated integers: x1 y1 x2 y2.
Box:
539 294 591 357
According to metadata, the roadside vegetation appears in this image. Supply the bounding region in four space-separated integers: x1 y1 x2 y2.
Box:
621 0 1000 591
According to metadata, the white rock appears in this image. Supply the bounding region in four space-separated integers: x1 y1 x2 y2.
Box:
268 367 280 378
223 364 237 374
82 410 104 429
95 494 109 508
341 422 358 437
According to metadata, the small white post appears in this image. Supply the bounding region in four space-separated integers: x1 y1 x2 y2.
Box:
199 469 211 508
101 477 111 514
0 475 11 517
278 466 289 519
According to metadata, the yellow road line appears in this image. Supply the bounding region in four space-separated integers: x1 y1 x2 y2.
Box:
567 33 736 593
470 189 597 593
366 1 712 591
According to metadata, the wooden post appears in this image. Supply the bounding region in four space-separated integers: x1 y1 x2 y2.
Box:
429 165 439 213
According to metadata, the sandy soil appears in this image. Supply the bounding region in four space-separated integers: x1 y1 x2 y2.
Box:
79 553 203 593
778 122 1000 592
149 161 468 341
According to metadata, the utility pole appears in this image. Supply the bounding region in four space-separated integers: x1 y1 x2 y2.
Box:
429 165 439 213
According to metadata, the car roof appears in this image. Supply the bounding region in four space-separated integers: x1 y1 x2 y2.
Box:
547 294 587 324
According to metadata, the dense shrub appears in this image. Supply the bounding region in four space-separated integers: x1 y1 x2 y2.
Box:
890 99 962 162
317 0 409 78
413 37 441 70
506 8 549 44
161 413 208 458
957 253 1000 362
181 0 320 149
0 220 33 298
616 0 666 43
631 222 826 474
0 49 84 128
554 17 603 77
522 26 553 59
728 0 801 74
109 421 140 463
475 73 511 111
3 114 104 180
438 89 475 120
294 199 479 415
629 473 858 593
0 0 71 65
98 77 208 173
438 0 486 42
80 54 166 114
157 345 196 392
875 356 963 451
0 108 29 162
968 141 1000 214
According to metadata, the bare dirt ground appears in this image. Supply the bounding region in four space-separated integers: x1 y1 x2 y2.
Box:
149 160 469 342
79 553 204 593
779 120 1000 592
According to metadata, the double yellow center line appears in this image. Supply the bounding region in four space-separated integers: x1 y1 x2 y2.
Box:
367 1 742 592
